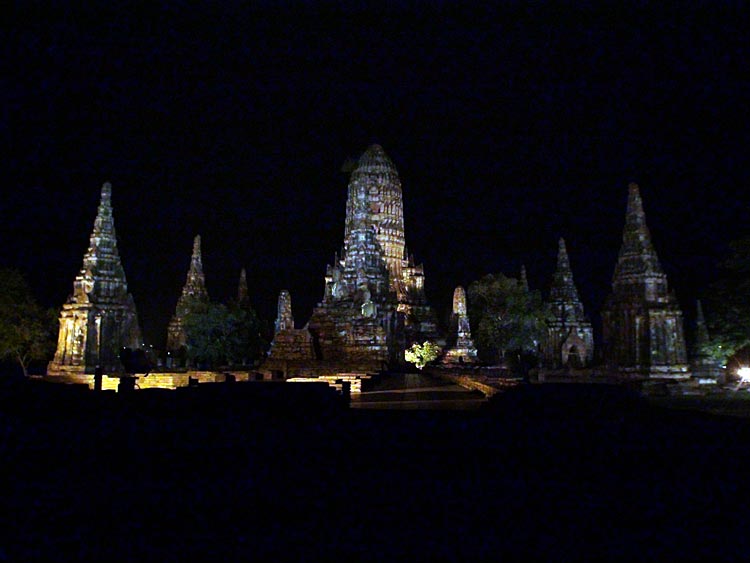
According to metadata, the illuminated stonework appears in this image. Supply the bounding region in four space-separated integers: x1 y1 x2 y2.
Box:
442 286 478 364
268 290 315 361
341 145 441 344
48 182 142 375
266 144 442 371
307 172 397 367
166 235 209 352
601 184 689 378
542 238 594 368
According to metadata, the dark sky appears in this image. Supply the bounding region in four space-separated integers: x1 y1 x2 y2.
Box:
3 2 750 347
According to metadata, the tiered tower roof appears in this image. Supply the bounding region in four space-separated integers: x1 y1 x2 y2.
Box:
71 182 131 303
611 183 669 299
549 238 586 322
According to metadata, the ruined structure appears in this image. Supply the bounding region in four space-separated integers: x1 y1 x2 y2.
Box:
267 144 441 373
267 290 315 361
542 238 594 368
341 144 441 343
166 235 209 353
48 182 142 375
237 268 248 304
520 265 529 292
442 286 478 364
690 300 724 383
601 184 689 378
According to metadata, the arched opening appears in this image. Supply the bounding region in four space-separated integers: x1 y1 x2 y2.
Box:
566 345 583 368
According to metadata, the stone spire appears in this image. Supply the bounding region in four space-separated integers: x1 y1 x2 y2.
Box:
601 183 689 378
612 183 668 298
549 238 585 321
542 238 593 368
275 290 294 332
48 182 142 375
238 268 248 304
166 235 209 353
694 300 710 351
443 286 477 364
181 235 207 301
520 265 529 292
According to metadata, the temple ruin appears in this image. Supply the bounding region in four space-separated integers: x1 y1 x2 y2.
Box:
442 286 478 364
601 183 689 379
542 238 594 368
266 144 442 374
166 235 209 354
48 182 142 375
266 290 316 366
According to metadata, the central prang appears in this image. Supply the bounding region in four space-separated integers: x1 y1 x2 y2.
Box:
266 144 443 375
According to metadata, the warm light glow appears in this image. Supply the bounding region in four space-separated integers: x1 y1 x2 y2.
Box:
737 367 750 383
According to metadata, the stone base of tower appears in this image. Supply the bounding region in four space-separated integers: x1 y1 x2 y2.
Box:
259 358 384 381
307 303 393 367
610 364 692 380
46 362 101 378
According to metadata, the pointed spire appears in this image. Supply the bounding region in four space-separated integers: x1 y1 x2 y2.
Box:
192 235 203 269
49 182 142 373
452 286 467 316
179 234 208 301
557 238 570 271
613 183 665 287
75 182 130 301
694 300 710 350
90 182 116 244
520 265 529 292
549 238 585 321
550 238 579 299
238 268 248 303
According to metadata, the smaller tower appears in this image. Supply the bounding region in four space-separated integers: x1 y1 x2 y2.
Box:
543 238 594 368
442 286 478 364
275 290 295 332
268 290 315 363
167 235 209 353
238 268 249 305
520 265 529 292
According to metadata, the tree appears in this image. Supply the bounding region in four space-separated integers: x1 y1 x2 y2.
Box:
0 269 57 377
405 341 442 370
706 235 750 365
183 300 267 368
467 273 550 365
227 297 269 365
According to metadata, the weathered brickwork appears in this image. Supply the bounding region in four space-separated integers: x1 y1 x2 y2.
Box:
48 183 142 375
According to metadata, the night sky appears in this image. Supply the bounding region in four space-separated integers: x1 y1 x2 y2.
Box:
3 3 749 348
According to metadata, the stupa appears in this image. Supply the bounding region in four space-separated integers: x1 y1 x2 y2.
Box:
601 184 689 378
542 238 594 368
48 182 142 375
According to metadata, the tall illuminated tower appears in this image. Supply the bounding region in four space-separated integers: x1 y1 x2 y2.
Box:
48 182 142 375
